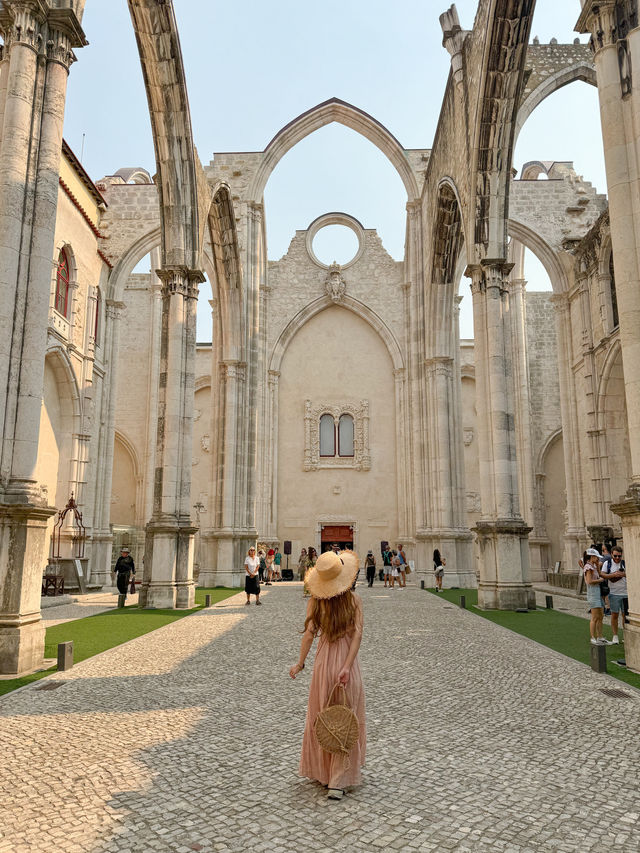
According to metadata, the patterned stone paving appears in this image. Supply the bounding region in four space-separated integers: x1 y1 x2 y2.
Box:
1 582 639 852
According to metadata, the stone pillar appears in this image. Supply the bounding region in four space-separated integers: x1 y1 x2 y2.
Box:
467 261 534 609
140 266 203 610
578 2 640 669
0 2 86 674
91 299 125 588
423 354 475 588
142 248 163 524
551 292 587 571
405 201 429 575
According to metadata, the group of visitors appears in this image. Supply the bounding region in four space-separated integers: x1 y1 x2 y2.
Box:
581 543 628 645
297 546 318 581
362 544 411 588
257 547 282 585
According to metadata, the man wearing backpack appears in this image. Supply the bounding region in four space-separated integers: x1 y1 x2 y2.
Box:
600 546 628 644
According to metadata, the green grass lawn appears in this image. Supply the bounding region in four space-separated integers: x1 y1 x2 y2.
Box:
0 587 238 697
427 588 640 691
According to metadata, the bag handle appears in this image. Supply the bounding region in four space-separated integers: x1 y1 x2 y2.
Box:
324 681 348 710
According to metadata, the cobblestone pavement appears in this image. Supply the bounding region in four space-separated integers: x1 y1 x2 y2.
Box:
2 582 639 852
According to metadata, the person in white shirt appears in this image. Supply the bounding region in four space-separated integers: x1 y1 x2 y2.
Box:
600 546 627 644
244 546 262 606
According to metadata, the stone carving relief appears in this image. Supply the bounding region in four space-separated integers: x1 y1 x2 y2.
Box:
324 262 346 303
463 427 474 446
201 435 210 453
304 399 371 471
466 491 481 513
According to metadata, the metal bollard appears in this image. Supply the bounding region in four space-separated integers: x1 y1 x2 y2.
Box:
420 580 425 590
117 594 126 608
460 595 466 609
590 643 607 673
545 595 554 610
57 641 73 671
205 594 212 607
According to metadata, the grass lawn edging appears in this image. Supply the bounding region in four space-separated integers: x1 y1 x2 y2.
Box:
426 588 640 692
0 587 239 698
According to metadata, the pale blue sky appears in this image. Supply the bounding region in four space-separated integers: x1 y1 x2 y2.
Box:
63 1 605 339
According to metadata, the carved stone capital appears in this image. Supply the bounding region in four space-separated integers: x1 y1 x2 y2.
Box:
0 2 87 68
156 266 205 299
105 299 125 321
439 5 469 86
220 361 246 382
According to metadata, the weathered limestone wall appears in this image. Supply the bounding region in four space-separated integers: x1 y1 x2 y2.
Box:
276 304 398 558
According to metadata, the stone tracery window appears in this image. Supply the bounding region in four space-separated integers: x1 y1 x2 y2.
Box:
304 400 370 471
54 248 70 317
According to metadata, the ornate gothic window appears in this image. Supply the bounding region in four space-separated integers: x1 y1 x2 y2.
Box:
304 401 371 471
338 414 354 457
54 248 70 317
319 414 336 456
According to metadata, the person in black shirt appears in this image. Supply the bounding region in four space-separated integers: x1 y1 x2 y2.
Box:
114 547 135 597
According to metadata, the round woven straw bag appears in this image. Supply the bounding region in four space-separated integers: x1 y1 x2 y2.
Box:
314 683 359 759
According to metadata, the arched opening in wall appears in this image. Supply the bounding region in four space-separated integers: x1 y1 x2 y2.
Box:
602 348 631 528
457 273 474 339
196 273 212 343
541 432 566 569
514 80 604 193
34 354 77 554
264 123 406 261
110 433 140 565
312 224 360 266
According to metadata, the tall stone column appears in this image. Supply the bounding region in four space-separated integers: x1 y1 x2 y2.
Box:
467 262 534 609
140 266 203 609
551 292 587 570
0 2 86 674
91 299 124 587
577 1 640 669
423 354 474 587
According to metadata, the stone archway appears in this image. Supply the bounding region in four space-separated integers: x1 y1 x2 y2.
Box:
248 97 421 204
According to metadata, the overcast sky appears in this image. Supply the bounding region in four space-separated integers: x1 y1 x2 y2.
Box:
63 1 604 339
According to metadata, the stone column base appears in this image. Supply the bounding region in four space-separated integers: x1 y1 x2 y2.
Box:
140 521 196 610
611 485 640 672
473 519 535 610
0 500 56 674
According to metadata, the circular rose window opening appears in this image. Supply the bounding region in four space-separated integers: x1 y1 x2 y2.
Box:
311 224 360 267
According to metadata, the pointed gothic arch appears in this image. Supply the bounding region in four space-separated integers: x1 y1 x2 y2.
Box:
248 98 420 204
269 295 404 375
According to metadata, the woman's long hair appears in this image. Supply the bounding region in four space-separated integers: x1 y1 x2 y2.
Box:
304 590 356 643
433 549 441 565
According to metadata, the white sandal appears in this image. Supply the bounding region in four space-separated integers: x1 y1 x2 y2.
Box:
327 788 344 800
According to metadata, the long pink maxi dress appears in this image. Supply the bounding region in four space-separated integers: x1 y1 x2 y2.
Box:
299 628 366 789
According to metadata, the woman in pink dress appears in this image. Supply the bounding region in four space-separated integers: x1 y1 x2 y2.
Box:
289 550 366 801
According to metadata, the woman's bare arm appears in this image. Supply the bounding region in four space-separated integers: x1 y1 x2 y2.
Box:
290 599 315 678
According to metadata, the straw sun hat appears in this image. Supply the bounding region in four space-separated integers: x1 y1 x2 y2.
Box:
305 550 359 599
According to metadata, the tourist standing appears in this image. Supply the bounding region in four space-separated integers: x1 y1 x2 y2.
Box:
600 546 628 644
273 547 282 581
297 548 308 581
397 543 407 588
289 550 366 801
244 546 261 605
114 547 135 598
364 550 376 587
382 546 392 587
258 549 266 583
390 550 401 589
584 547 609 645
433 549 445 591
265 548 275 585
